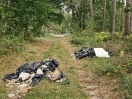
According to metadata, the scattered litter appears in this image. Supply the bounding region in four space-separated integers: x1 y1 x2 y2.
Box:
73 47 110 59
19 72 30 81
3 58 67 94
8 93 15 98
94 48 110 57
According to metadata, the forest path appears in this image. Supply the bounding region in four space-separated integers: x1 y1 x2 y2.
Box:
1 35 120 99
58 36 102 99
58 35 120 99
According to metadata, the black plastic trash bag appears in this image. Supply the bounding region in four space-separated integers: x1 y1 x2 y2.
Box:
30 74 45 86
74 47 96 59
16 62 40 76
40 58 59 72
2 73 18 81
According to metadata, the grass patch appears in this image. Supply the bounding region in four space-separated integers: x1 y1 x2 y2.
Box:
25 37 87 99
119 74 132 99
0 84 7 99
25 80 86 99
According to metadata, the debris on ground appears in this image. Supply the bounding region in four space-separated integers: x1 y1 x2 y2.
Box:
72 47 110 60
2 58 67 97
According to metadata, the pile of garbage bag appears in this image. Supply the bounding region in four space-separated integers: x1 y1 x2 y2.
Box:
3 58 66 86
72 47 110 60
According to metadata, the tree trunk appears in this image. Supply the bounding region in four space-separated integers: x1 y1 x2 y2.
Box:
120 0 125 32
82 13 85 30
79 12 82 29
110 0 116 33
89 0 93 17
71 0 75 30
102 0 106 32
130 12 132 33
124 0 131 35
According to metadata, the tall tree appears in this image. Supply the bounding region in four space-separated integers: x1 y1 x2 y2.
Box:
64 0 76 31
130 12 132 31
78 0 88 30
71 0 75 30
124 0 131 35
110 0 116 33
89 0 93 17
120 0 125 32
102 0 107 31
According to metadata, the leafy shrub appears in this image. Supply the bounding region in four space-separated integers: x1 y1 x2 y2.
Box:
95 58 132 98
119 74 132 99
98 64 122 76
123 61 132 73
0 35 23 55
103 33 122 42
70 37 87 46
94 32 109 42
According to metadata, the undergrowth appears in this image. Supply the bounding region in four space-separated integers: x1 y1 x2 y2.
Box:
70 37 87 46
0 35 24 55
71 30 132 98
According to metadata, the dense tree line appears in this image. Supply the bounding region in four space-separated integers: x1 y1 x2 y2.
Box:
0 0 131 39
64 0 131 35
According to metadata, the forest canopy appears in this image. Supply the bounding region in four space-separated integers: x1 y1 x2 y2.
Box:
0 0 131 38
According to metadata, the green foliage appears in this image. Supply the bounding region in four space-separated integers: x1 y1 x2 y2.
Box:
124 62 132 73
103 33 121 41
0 35 23 55
61 12 72 34
0 0 64 38
119 74 132 99
49 12 64 25
99 64 122 76
67 0 124 32
1 0 52 37
93 0 103 31
75 0 89 30
71 29 132 98
43 22 63 34
70 37 87 46
0 0 65 54
0 84 7 99
94 32 109 41
115 1 122 32
85 16 94 32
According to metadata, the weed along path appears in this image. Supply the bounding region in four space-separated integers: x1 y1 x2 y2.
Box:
1 35 120 99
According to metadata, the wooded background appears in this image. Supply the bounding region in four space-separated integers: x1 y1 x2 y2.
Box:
0 1 132 98
0 0 131 38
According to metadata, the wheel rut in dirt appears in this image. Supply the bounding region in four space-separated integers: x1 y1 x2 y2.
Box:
59 37 102 99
